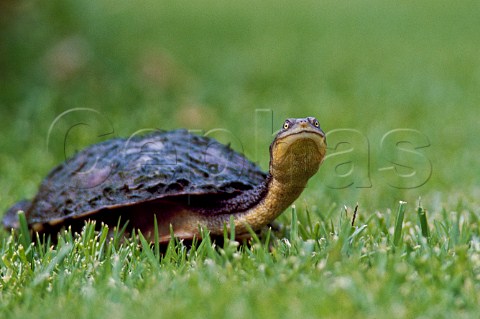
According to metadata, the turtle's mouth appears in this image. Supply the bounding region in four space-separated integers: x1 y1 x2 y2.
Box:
283 130 325 141
273 130 326 160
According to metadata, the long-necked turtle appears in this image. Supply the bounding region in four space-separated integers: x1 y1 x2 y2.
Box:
3 117 326 242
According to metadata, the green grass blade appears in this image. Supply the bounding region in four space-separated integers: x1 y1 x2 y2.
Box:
290 205 298 242
417 203 430 238
393 201 407 246
349 224 368 244
17 210 31 249
33 243 73 287
138 231 160 270
153 214 160 260
230 214 236 242
264 226 272 249
244 222 261 246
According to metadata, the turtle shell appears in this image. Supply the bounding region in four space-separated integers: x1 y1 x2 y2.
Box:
18 129 267 227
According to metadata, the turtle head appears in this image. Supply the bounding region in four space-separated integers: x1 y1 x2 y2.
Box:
269 117 327 184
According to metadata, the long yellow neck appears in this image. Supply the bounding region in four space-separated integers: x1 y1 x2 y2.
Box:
199 130 325 237
198 173 310 237
232 176 307 233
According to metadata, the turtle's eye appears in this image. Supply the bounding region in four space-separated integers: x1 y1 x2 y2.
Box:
283 120 290 130
309 117 320 128
307 117 320 128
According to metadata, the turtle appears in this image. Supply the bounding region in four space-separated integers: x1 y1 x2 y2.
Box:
3 117 327 242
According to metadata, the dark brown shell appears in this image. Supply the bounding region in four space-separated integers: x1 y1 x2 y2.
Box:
25 129 267 225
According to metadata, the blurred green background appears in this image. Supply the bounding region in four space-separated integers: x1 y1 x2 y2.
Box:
1 0 479 218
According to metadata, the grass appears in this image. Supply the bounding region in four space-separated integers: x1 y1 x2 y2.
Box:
1 0 480 318
2 205 479 318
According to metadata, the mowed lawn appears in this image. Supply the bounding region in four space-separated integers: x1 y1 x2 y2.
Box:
1 1 479 318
